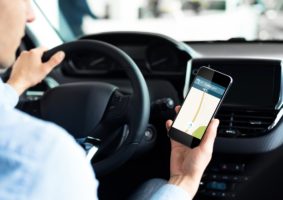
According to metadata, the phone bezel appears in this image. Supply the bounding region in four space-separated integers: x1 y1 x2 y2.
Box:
168 66 233 148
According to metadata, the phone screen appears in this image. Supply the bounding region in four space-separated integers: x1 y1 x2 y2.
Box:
172 76 226 140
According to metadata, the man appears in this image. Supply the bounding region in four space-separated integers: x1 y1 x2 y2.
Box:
0 0 219 199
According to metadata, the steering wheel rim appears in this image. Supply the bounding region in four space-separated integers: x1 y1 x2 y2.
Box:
41 40 150 176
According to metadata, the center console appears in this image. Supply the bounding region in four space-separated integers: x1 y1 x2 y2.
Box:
185 58 283 199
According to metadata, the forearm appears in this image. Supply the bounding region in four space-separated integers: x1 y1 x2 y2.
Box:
7 78 26 96
168 175 201 198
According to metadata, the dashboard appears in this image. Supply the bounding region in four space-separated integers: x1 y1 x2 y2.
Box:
11 31 283 200
63 34 283 199
77 32 194 76
58 32 283 154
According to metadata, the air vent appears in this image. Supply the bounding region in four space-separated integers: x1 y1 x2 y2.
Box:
216 108 279 138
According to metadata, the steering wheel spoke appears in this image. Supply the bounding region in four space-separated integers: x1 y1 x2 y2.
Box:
87 89 131 137
102 90 131 126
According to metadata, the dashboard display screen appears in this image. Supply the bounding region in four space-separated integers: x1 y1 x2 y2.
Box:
191 59 281 108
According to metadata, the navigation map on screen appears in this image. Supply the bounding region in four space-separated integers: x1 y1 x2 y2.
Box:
173 76 225 139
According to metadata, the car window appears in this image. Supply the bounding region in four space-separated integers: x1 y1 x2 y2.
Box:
34 0 283 41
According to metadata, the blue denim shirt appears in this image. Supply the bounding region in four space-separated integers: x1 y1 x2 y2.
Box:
0 79 190 200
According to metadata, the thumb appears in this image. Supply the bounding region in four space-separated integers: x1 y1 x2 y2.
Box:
200 118 219 151
43 51 65 72
166 120 173 132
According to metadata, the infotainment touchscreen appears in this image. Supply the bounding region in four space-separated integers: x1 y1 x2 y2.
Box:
190 58 281 108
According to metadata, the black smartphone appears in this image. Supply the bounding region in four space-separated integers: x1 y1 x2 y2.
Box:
168 66 233 148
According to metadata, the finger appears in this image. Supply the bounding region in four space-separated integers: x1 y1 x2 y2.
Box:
175 105 181 113
166 119 186 148
166 120 173 132
37 46 48 52
29 47 48 56
43 51 65 71
200 118 219 151
166 106 180 132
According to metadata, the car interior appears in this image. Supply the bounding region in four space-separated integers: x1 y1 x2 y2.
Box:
2 0 283 199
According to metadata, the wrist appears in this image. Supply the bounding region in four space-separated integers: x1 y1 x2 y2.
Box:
169 175 200 198
7 78 27 96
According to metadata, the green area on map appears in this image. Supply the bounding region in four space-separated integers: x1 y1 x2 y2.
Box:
192 126 207 139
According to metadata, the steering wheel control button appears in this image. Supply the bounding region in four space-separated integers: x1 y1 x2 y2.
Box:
105 91 130 121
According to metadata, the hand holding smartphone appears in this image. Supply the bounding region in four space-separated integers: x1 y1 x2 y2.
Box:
168 66 233 148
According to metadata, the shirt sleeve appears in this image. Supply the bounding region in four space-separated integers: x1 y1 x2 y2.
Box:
2 83 19 107
150 184 192 200
29 125 99 200
0 104 99 200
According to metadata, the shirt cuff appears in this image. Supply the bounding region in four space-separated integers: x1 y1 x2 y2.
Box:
3 83 19 107
150 184 192 200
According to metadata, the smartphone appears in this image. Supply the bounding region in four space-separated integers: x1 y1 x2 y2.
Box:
168 66 233 148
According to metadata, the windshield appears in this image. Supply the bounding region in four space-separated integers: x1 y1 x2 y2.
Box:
34 0 283 42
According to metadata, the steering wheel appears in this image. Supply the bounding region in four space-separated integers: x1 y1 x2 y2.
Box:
41 40 150 176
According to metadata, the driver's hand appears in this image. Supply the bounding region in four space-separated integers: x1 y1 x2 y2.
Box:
166 106 219 198
7 47 65 95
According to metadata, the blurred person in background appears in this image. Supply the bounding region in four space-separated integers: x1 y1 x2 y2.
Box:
59 0 98 36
